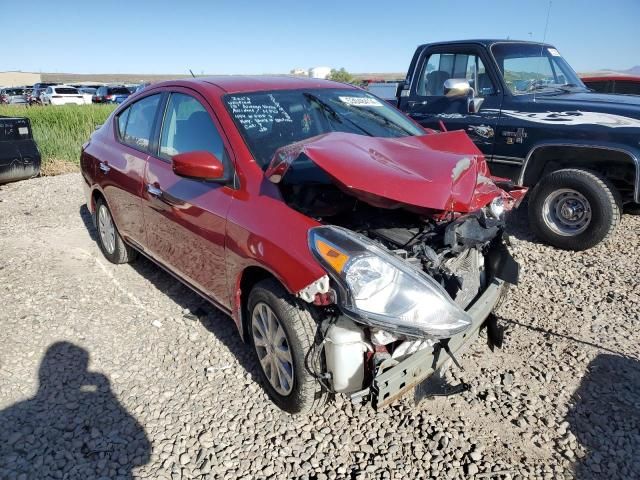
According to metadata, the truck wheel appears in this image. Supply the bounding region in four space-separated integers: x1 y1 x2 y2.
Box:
528 169 621 250
95 198 137 264
247 279 328 414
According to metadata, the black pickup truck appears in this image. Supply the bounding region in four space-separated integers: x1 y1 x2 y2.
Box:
394 40 640 250
0 116 41 184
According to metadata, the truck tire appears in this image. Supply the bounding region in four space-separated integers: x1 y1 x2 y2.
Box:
95 198 137 264
247 279 328 414
528 169 621 251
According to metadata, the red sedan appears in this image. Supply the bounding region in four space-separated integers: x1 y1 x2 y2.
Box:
81 76 525 413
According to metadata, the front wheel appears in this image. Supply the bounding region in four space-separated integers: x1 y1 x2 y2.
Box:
247 279 328 414
528 169 621 250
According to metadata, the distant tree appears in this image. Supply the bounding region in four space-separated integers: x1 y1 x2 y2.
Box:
328 68 356 84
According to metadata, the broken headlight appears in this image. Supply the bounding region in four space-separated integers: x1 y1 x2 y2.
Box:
308 225 472 339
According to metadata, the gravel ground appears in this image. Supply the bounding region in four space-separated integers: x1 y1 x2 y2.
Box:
0 173 638 480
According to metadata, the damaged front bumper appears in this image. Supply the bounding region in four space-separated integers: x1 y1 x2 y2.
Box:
369 276 507 409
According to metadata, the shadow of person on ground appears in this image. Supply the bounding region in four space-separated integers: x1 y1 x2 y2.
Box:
565 353 640 479
0 342 151 479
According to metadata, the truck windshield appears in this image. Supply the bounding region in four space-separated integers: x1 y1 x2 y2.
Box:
491 43 587 95
225 88 424 167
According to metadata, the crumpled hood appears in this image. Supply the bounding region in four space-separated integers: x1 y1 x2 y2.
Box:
266 131 522 213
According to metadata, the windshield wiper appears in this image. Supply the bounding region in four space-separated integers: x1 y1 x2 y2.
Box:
530 83 586 95
303 93 372 136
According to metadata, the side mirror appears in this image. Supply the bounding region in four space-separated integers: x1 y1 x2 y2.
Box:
172 151 225 181
443 78 472 97
443 78 485 113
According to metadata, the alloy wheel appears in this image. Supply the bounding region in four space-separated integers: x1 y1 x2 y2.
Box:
251 302 295 396
98 204 116 254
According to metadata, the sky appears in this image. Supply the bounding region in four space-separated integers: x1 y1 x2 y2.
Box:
3 0 638 75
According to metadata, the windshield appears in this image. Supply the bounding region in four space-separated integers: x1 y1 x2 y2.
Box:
491 43 587 95
109 87 130 94
4 89 24 95
55 87 79 94
225 88 424 168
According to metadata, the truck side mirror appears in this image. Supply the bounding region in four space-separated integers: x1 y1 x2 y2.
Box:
443 78 485 113
444 78 471 97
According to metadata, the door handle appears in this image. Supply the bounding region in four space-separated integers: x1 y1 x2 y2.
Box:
98 162 111 173
146 184 162 197
408 100 428 107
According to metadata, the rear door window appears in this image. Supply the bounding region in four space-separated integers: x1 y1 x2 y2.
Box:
117 94 161 151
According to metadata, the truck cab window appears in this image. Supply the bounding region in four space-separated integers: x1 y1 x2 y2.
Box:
417 53 494 97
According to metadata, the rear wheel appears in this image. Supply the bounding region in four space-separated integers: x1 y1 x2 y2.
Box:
247 279 327 414
528 169 621 250
95 198 136 264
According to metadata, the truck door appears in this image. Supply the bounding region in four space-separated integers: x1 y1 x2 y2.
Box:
401 45 502 159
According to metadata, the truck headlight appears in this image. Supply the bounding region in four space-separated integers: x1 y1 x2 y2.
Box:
308 226 472 339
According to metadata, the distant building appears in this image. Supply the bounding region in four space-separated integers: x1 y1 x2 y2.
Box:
0 71 42 87
289 68 307 76
309 66 332 79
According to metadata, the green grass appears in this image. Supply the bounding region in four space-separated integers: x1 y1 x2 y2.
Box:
0 104 116 172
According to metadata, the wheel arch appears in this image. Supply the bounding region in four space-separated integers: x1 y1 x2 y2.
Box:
519 143 640 203
233 265 281 342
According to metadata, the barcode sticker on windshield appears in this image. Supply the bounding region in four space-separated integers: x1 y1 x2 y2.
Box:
548 48 561 57
18 127 28 135
338 96 383 107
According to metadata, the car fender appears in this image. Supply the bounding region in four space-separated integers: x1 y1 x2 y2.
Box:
224 189 328 335
519 141 640 202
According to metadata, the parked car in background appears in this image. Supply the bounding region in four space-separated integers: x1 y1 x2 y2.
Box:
81 76 526 414
78 87 97 104
0 88 28 105
132 83 150 94
394 39 640 250
0 115 41 184
29 82 59 105
42 85 85 105
93 86 131 104
581 75 640 96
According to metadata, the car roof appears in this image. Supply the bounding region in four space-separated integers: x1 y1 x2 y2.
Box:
417 39 554 49
581 75 640 82
149 75 354 94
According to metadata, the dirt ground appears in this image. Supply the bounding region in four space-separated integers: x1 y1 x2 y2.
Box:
1 173 638 479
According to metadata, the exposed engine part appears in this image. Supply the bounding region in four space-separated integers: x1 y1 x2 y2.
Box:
370 328 400 346
324 317 372 393
442 248 485 308
297 275 331 303
391 338 436 360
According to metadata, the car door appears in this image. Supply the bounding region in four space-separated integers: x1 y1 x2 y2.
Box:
101 92 163 246
401 45 502 158
142 88 235 307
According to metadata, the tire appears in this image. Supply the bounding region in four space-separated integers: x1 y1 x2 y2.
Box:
528 169 621 250
247 279 328 414
95 198 137 264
